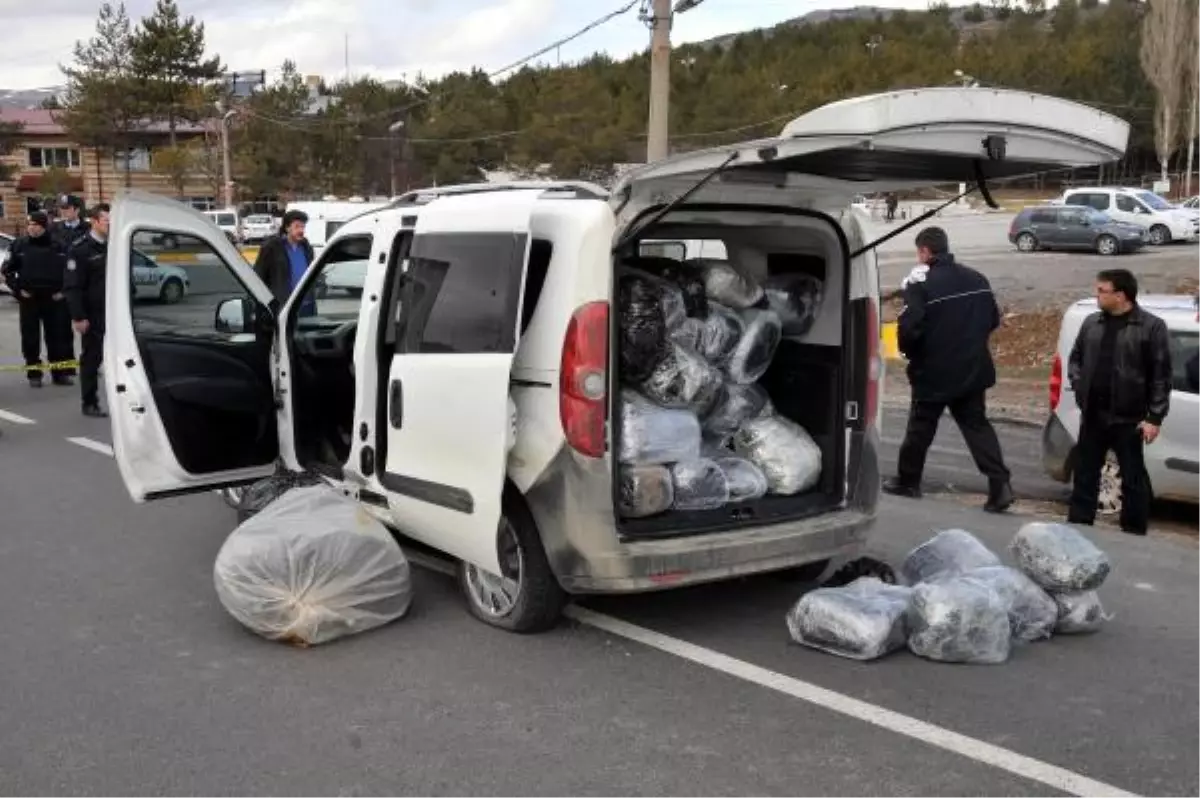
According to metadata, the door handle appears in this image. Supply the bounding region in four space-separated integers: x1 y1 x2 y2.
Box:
389 379 403 428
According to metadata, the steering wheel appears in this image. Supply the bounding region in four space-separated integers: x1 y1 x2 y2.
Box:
293 319 358 359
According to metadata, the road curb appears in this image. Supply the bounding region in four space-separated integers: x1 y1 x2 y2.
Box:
880 396 1042 429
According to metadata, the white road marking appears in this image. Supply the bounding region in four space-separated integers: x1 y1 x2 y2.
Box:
66 437 114 457
0 408 36 425
564 606 1138 798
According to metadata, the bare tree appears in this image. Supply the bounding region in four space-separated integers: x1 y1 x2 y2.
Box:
1140 0 1191 183
1182 0 1199 197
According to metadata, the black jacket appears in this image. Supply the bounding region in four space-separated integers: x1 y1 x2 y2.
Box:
63 233 108 326
1068 305 1172 425
897 253 1001 402
253 234 313 307
2 232 67 293
50 219 91 254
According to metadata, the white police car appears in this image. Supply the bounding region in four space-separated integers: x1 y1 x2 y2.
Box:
131 248 190 304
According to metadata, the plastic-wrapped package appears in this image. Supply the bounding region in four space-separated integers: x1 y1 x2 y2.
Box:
1052 591 1109 634
702 383 772 444
619 464 675 518
713 456 769 503
640 343 725 415
659 282 688 330
764 273 824 337
670 458 730 511
964 565 1058 643
618 274 669 384
618 389 702 465
237 468 326 522
901 528 1002 585
214 484 413 646
731 415 822 495
906 575 1012 664
698 259 764 310
725 308 783 384
697 303 746 364
1011 522 1111 592
786 577 914 661
659 260 709 318
668 316 704 351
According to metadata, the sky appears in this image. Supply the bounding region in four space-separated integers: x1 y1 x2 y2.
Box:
0 0 939 90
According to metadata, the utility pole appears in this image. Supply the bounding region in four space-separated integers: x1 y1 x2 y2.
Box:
646 0 672 163
218 107 237 209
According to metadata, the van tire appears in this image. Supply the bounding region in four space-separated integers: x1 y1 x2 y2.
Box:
1016 232 1038 252
457 489 566 633
1095 235 1119 256
1147 225 1171 246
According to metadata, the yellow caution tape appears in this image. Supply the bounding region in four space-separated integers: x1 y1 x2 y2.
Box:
0 359 80 373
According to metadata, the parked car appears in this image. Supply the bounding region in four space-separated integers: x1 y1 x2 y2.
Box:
241 214 277 244
1057 186 1199 245
130 248 190 304
1043 294 1199 513
1179 195 1199 211
101 86 1130 632
1009 205 1145 255
202 209 242 244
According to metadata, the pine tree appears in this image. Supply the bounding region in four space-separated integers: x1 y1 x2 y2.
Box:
130 0 224 147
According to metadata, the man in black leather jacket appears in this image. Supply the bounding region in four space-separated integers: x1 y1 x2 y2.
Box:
1066 268 1172 536
885 226 1013 512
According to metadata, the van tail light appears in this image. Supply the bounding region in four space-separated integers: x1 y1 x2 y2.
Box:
560 301 609 458
865 299 881 428
1049 354 1063 411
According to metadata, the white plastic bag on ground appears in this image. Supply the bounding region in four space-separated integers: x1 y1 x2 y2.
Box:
963 565 1057 643
618 464 674 518
641 343 726 414
670 458 730 511
901 528 1002 585
1011 522 1111 591
787 577 914 661
214 485 413 646
618 389 702 465
712 456 769 503
732 415 822 495
699 259 764 309
1052 590 1109 634
725 308 783 385
907 575 1012 664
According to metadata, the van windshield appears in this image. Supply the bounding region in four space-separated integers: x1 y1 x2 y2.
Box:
1135 191 1171 211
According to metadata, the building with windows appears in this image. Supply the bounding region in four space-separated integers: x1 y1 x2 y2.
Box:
0 108 225 228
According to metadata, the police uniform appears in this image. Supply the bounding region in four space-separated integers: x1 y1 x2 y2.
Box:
63 232 108 416
50 218 91 254
1 215 75 386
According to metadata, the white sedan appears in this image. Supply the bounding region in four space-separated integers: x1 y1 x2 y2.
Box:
241 214 277 243
131 248 190 304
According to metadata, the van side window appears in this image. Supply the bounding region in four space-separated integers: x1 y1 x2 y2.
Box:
1030 209 1056 224
522 239 552 334
399 232 526 355
1087 193 1111 211
1116 195 1138 213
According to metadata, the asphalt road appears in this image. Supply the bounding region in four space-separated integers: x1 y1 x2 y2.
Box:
0 303 1196 795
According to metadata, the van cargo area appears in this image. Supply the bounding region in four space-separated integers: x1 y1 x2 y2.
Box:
612 209 848 539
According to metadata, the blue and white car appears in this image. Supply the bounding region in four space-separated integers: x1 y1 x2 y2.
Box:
131 248 190 304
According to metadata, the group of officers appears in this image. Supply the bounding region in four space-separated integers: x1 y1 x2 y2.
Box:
1 194 110 419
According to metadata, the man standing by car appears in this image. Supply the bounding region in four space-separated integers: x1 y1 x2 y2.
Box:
884 226 1014 513
1066 269 1172 536
50 194 90 252
64 204 110 418
253 210 314 309
1 211 76 388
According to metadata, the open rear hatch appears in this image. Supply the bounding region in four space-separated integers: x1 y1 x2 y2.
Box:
608 87 1130 539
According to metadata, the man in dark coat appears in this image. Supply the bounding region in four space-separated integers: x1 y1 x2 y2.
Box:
252 209 314 308
884 226 1014 513
1 211 76 387
1066 269 1172 536
63 204 110 418
50 194 91 253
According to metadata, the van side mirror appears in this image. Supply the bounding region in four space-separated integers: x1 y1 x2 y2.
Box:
215 297 256 334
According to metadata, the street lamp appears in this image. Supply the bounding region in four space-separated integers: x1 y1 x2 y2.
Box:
216 103 239 210
388 119 406 198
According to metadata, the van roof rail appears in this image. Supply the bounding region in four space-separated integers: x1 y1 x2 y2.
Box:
389 181 609 207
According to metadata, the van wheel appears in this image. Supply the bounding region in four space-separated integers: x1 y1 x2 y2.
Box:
1096 235 1119 256
458 490 566 633
159 277 185 304
1016 232 1039 252
1147 225 1171 246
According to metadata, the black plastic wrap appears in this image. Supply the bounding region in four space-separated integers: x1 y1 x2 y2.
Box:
659 260 709 318
668 316 705 351
618 464 675 518
963 565 1058 643
697 303 746 364
702 383 771 444
787 577 914 661
712 456 769 503
618 274 669 384
238 468 326 522
698 259 764 309
618 388 702 464
725 308 783 385
731 416 822 495
764 273 824 337
1010 522 1111 592
1052 591 1108 634
670 458 730 511
640 343 725 415
906 575 1012 664
901 528 1002 585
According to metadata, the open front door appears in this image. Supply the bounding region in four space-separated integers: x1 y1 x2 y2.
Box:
379 191 540 575
106 192 280 502
615 87 1131 212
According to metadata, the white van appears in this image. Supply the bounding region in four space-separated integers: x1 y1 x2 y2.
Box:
1057 186 1199 245
202 209 241 243
103 87 1129 632
286 199 389 253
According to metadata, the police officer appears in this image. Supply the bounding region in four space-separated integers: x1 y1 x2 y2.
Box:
884 226 1014 513
63 203 110 418
0 211 76 387
50 194 91 252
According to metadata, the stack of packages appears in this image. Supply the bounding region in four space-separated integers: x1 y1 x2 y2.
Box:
786 522 1112 664
617 258 825 518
